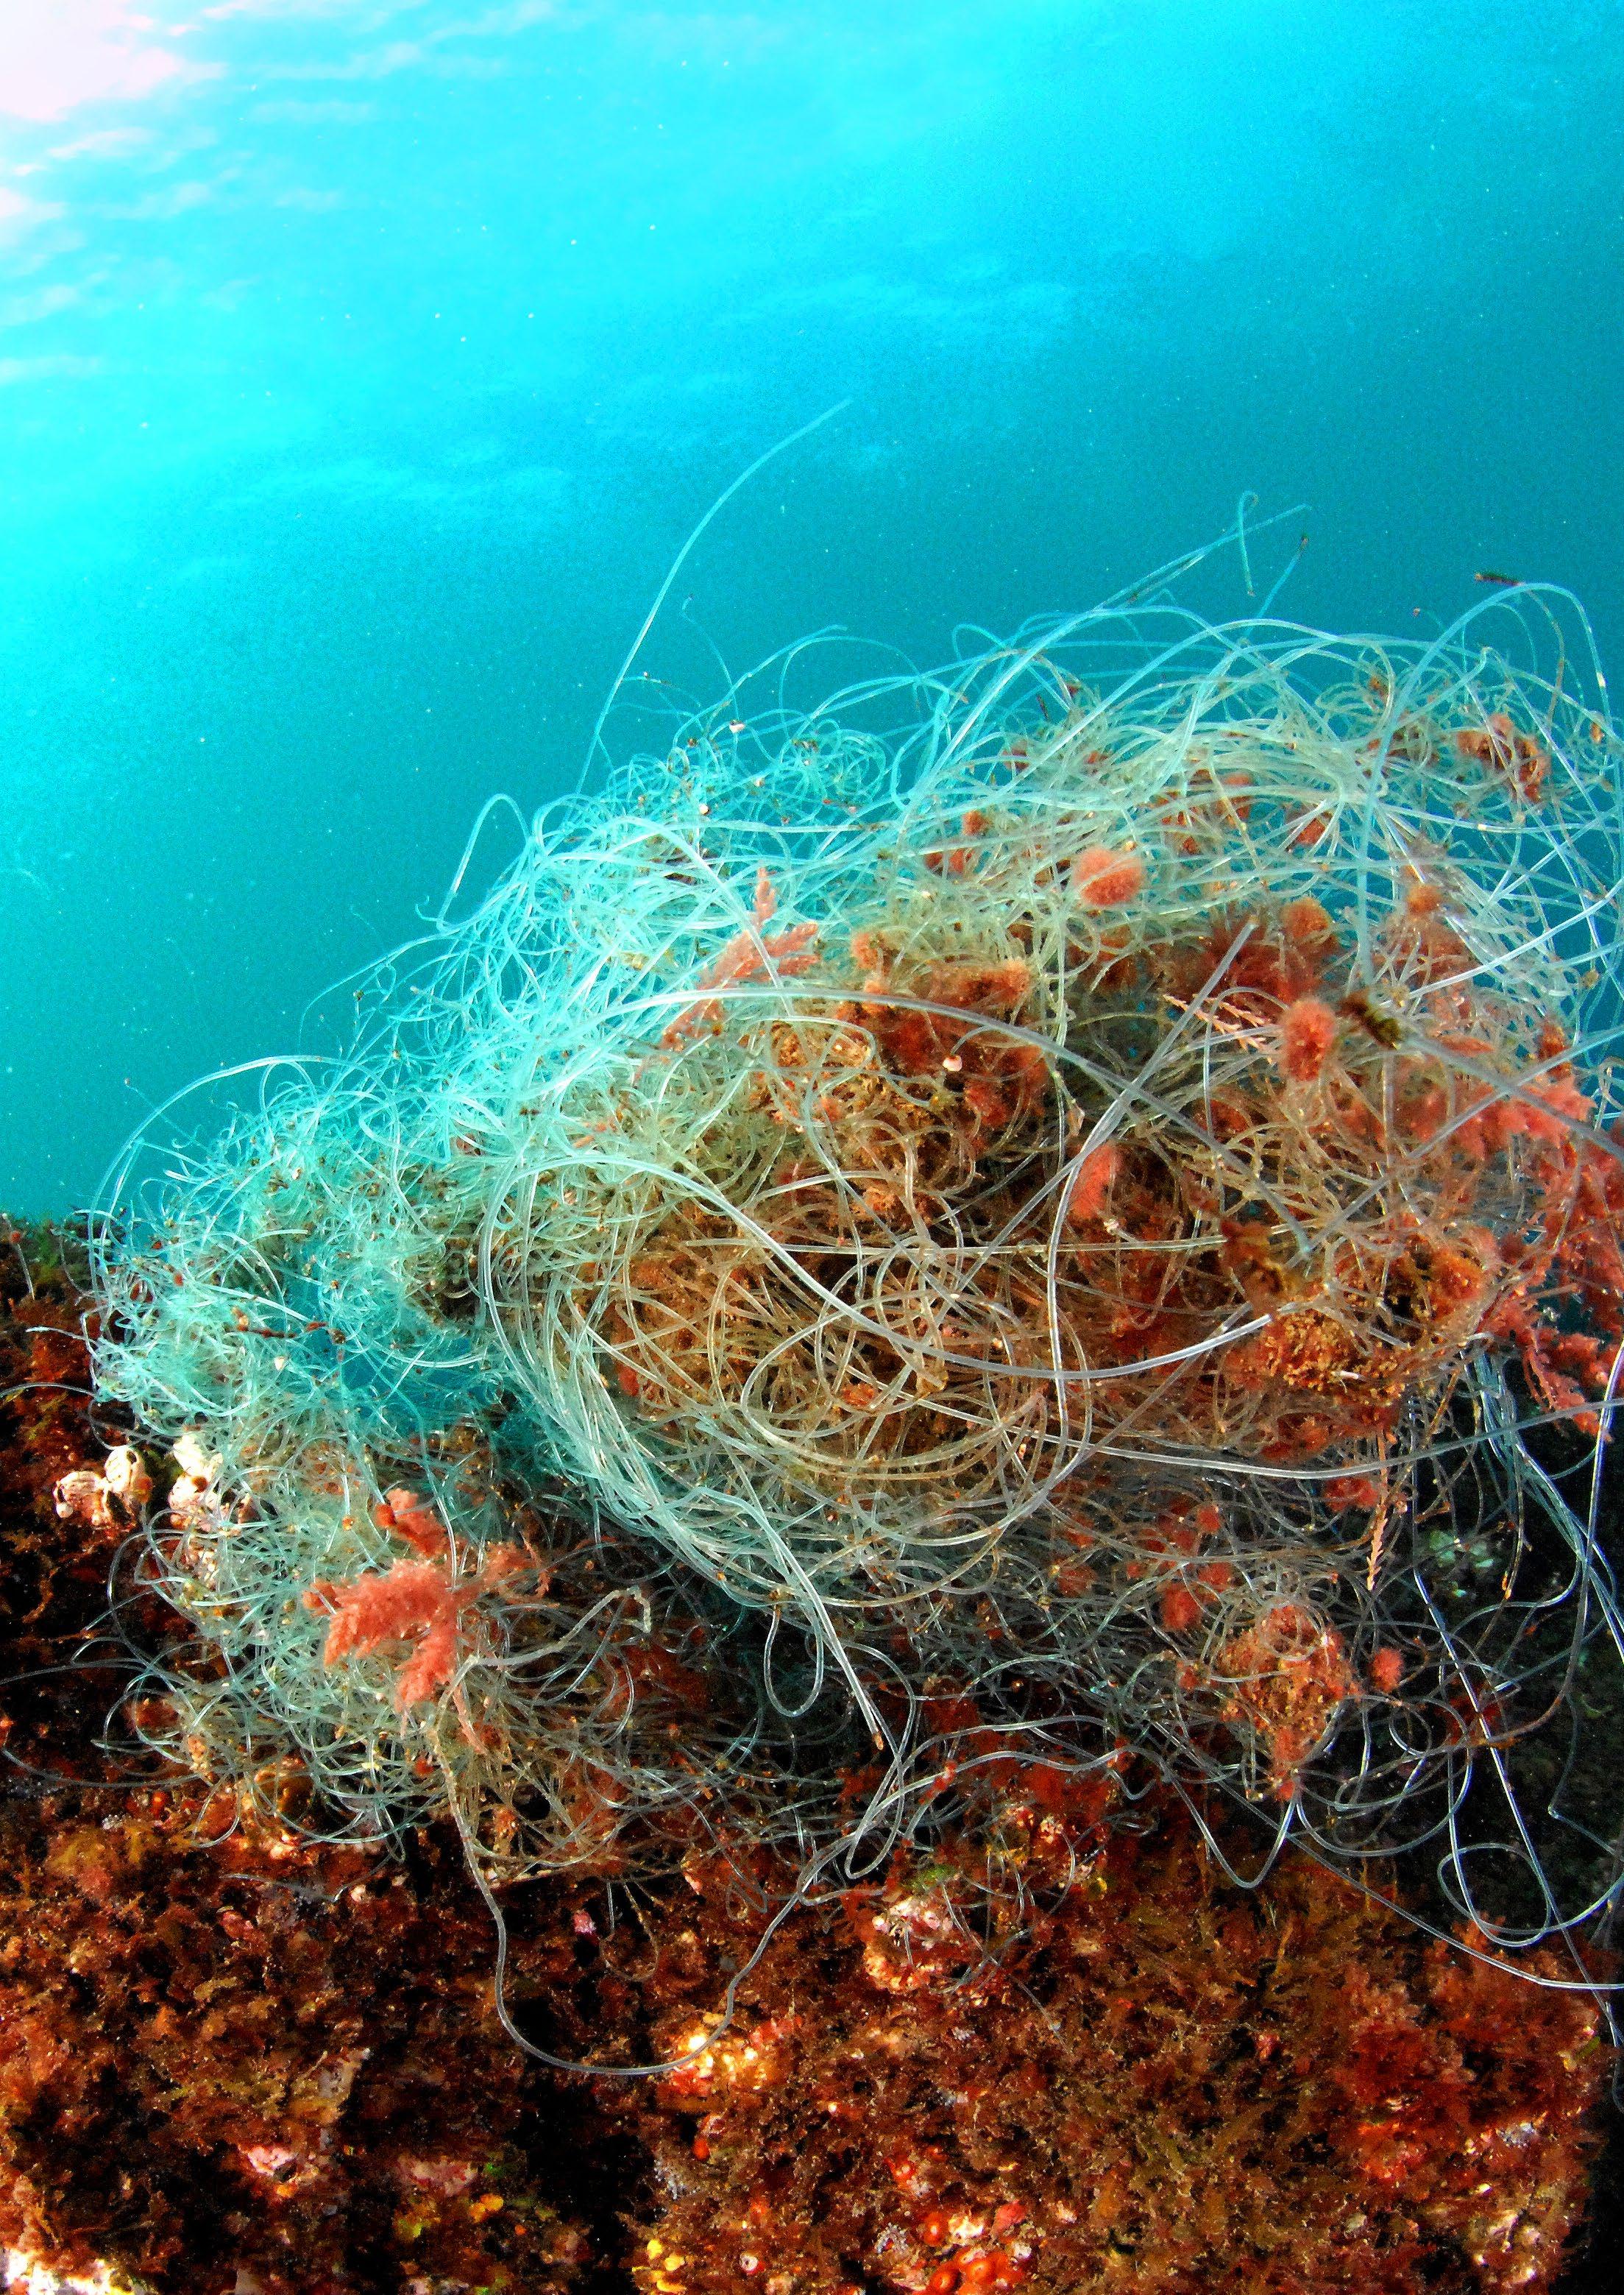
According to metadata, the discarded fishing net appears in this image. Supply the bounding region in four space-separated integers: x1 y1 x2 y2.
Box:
90 573 1624 1958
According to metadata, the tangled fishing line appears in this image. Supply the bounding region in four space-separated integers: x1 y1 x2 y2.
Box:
86 540 1624 1986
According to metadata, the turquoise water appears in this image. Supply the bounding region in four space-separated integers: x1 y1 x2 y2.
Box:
1 0 1620 1214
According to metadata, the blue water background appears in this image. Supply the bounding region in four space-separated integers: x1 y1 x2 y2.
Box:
1 0 1620 1213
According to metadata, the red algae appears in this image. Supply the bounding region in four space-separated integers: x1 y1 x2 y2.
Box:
0 1798 598 2295
305 1538 527 1713
627 1803 1609 2295
1278 994 1338 1083
0 1229 1615 2295
1069 846 1146 908
0 1233 601 2295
